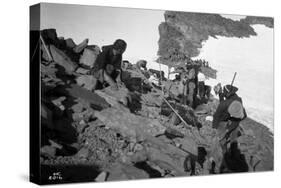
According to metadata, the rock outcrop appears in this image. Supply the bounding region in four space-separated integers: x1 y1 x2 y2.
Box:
158 11 274 59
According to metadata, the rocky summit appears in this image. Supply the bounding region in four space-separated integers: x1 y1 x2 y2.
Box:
39 28 273 183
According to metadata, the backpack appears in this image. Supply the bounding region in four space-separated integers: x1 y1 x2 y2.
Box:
228 100 245 119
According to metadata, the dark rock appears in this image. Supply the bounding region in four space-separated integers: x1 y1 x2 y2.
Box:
41 103 54 129
165 127 185 138
41 29 59 45
49 45 78 73
161 101 199 127
107 162 149 181
73 38 89 53
55 84 110 110
65 38 76 49
158 12 273 60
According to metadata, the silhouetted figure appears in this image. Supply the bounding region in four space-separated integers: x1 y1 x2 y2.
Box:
220 142 249 173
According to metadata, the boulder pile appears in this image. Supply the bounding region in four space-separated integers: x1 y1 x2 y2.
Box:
39 29 273 183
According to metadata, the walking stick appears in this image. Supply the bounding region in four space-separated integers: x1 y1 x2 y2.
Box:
230 72 237 86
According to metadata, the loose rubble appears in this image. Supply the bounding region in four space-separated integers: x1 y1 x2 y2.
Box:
40 29 273 183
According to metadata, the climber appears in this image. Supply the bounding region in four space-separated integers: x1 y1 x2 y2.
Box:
90 39 127 90
135 60 148 71
214 83 224 102
186 68 196 108
122 60 131 70
212 85 247 152
198 72 206 100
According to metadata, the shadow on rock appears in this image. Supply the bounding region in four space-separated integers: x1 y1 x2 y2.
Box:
220 142 248 173
40 164 101 184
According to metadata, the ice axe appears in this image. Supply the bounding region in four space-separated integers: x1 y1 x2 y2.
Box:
230 72 237 86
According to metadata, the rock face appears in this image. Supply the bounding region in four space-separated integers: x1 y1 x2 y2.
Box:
158 11 274 59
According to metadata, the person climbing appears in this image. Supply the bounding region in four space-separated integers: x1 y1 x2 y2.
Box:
90 39 127 90
212 85 247 153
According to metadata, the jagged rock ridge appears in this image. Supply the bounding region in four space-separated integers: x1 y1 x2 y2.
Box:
158 11 274 60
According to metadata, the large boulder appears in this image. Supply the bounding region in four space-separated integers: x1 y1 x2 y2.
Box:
65 38 76 49
79 45 100 68
95 107 166 142
95 85 130 107
143 135 188 176
76 75 97 91
49 45 78 73
54 84 110 110
73 38 89 53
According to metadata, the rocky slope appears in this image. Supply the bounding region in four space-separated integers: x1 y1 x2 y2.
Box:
38 28 273 184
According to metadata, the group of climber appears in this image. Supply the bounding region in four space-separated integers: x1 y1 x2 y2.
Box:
171 66 211 109
88 38 159 91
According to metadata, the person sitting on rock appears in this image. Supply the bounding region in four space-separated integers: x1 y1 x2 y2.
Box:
91 39 127 90
135 60 148 72
212 85 247 152
122 60 131 70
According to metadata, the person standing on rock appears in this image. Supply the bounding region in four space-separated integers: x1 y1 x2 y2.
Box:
214 83 224 102
90 39 127 90
186 68 196 108
212 85 247 152
198 72 206 100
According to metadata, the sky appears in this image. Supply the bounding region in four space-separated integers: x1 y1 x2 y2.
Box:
41 3 164 64
196 24 274 130
40 3 273 130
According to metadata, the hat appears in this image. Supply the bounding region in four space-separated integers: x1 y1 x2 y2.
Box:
113 39 127 51
223 84 238 97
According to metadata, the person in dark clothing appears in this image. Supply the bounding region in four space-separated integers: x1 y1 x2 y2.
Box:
213 85 247 151
220 142 249 173
91 39 127 89
212 85 247 173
